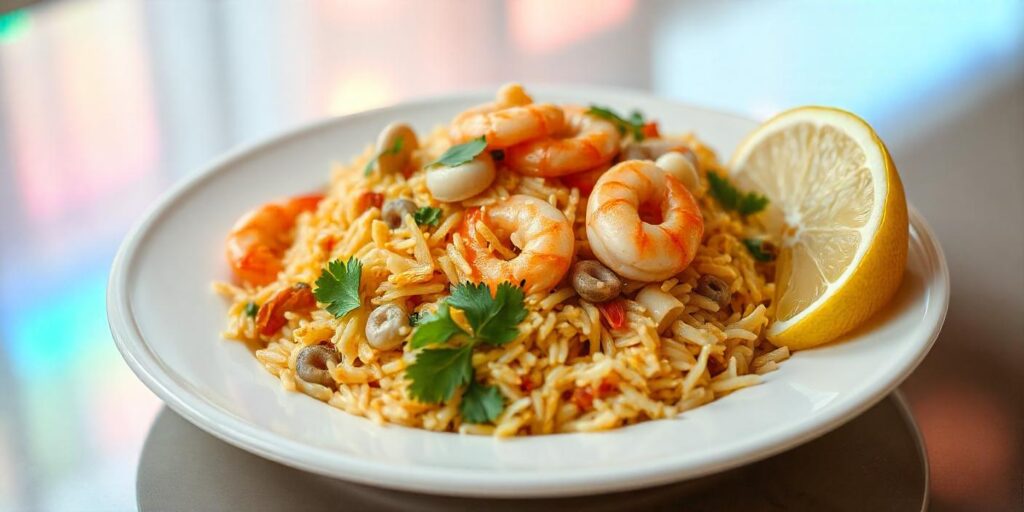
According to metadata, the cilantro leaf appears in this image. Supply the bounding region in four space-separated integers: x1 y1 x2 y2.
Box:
404 281 525 417
244 302 259 318
313 257 363 318
737 194 770 216
414 206 442 227
587 105 646 140
743 238 778 262
410 304 467 349
706 171 769 216
428 136 487 168
406 345 473 404
446 281 526 346
460 380 504 424
364 136 405 176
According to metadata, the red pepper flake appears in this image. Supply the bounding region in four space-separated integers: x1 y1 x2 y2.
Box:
356 191 384 212
597 299 627 330
642 121 660 138
519 374 538 392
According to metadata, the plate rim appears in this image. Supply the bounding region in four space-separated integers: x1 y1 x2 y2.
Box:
108 86 950 497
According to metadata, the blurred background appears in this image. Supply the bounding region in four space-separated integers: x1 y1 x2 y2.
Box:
0 1 1021 510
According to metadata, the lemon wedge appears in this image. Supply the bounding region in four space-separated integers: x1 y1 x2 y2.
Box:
729 107 909 349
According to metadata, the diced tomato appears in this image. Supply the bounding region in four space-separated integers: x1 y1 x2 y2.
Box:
519 375 537 393
356 191 384 212
320 236 337 253
571 386 595 410
571 374 620 410
598 299 627 330
596 375 620 398
642 122 660 138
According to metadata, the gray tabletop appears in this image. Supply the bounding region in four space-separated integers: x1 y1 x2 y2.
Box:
0 1 1021 511
138 394 926 511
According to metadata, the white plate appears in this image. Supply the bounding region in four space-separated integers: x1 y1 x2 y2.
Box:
108 86 949 498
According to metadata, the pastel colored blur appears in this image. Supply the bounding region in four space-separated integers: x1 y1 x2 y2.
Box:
0 1 1020 510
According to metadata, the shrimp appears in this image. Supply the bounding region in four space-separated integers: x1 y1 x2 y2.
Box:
506 105 621 177
559 164 610 196
585 161 703 282
226 194 324 286
458 195 575 294
450 83 564 149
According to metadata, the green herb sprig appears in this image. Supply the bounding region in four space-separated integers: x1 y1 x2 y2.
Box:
587 105 647 141
706 171 769 216
405 281 527 423
743 238 777 262
414 206 442 227
428 136 487 168
313 257 363 318
364 136 405 176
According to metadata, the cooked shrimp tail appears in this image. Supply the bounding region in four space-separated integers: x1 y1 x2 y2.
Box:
507 105 621 177
458 195 575 294
226 193 324 286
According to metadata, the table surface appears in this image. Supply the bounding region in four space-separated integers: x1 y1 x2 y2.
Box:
137 395 926 511
0 1 1021 511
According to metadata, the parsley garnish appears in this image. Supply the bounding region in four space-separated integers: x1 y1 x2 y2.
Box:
414 206 442 227
428 136 487 168
244 302 259 317
313 257 363 318
706 171 769 216
743 238 777 262
447 282 526 345
409 303 466 349
364 136 404 176
587 105 647 141
406 345 473 403
460 380 504 424
405 281 526 423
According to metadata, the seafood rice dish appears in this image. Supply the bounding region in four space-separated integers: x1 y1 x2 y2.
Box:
214 83 792 436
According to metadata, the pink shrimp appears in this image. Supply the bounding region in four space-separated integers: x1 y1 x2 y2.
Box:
585 161 703 281
225 194 324 286
458 195 575 294
506 105 621 177
450 83 565 149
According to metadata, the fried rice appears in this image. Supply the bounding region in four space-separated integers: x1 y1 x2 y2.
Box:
214 106 788 437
